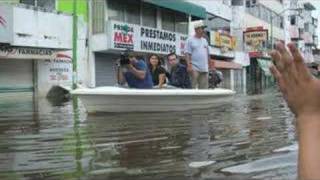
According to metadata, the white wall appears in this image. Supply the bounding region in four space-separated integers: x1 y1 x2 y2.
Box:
0 4 72 49
259 0 285 14
37 17 88 96
186 0 232 20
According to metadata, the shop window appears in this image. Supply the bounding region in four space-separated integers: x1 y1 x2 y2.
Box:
93 0 105 34
290 16 296 25
222 0 231 6
232 0 243 6
175 12 188 34
280 17 284 29
162 9 175 32
108 0 125 22
246 0 257 8
142 3 157 28
20 0 55 11
125 0 141 25
37 0 55 10
108 0 141 25
20 0 35 6
305 23 309 32
161 9 188 34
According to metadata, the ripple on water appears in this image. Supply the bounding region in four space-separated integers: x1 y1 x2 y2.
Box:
0 90 296 179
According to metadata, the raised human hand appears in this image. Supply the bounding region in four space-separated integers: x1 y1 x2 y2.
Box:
269 42 320 118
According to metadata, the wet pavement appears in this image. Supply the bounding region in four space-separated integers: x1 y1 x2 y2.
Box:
0 89 298 179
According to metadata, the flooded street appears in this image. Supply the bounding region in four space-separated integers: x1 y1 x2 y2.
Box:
0 90 298 180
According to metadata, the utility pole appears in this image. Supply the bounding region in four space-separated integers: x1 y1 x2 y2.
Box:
72 0 78 90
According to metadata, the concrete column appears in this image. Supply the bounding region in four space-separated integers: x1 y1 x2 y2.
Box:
243 68 247 94
87 0 96 88
230 69 235 91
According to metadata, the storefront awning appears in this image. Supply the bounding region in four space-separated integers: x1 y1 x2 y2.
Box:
143 0 206 19
257 58 272 76
211 60 242 70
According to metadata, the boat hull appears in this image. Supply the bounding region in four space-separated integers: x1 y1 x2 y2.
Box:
72 87 235 113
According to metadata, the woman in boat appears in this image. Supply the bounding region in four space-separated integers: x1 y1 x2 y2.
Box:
147 54 167 88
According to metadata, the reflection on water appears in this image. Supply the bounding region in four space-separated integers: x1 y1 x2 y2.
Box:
0 90 297 179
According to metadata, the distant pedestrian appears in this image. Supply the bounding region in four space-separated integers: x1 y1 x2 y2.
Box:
185 20 210 89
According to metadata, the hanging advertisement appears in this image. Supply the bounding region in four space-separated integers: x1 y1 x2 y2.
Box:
109 20 187 56
209 31 236 50
243 28 268 56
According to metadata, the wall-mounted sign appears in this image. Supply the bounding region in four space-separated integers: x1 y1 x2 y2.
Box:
38 51 72 86
243 28 268 54
210 31 236 50
109 20 187 56
0 46 61 60
113 23 134 50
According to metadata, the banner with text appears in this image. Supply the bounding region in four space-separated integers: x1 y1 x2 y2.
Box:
243 28 268 55
109 21 187 56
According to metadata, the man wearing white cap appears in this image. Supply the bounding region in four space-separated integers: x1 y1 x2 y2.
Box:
185 20 210 89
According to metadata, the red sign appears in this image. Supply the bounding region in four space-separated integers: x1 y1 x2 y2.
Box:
113 24 134 50
249 52 263 58
114 32 133 44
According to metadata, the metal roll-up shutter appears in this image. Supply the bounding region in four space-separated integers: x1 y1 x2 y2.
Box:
95 53 118 87
0 59 33 93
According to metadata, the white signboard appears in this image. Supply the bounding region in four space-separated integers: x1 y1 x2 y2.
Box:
38 52 72 85
109 20 187 56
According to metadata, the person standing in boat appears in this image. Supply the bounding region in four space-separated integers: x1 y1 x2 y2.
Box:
166 52 191 89
185 20 210 89
147 54 167 88
117 52 153 89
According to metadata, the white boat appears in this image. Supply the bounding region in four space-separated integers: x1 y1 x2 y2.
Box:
72 86 235 113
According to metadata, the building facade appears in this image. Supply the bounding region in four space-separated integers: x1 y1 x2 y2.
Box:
229 0 319 94
0 0 89 99
187 0 247 93
285 0 318 63
87 0 206 88
0 1 73 100
230 0 286 94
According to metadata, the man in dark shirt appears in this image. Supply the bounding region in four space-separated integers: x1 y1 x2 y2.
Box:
166 53 191 89
117 53 153 89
